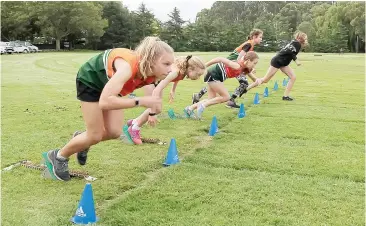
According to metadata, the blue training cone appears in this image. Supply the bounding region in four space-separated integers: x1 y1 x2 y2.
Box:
214 116 219 133
263 87 269 97
163 138 180 166
282 78 286 86
238 103 246 118
168 108 176 119
273 81 278 91
70 183 99 225
208 116 219 136
253 93 260 105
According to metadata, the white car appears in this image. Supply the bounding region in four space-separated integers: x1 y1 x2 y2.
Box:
8 42 29 53
16 41 39 52
0 45 5 54
0 41 14 54
27 44 39 52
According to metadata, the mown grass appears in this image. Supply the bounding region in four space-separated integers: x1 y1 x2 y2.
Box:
1 52 364 225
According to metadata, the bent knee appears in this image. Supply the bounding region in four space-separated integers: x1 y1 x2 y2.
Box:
86 131 104 145
106 129 122 139
222 94 231 102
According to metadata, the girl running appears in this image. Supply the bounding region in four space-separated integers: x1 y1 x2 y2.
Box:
46 36 175 181
246 32 308 101
185 51 260 119
192 29 263 108
125 55 206 144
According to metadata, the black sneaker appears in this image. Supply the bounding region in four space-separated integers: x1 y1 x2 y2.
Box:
226 100 240 108
73 131 89 165
47 149 70 181
192 93 200 104
282 96 294 101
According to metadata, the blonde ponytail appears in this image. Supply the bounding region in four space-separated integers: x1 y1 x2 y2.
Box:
174 55 206 79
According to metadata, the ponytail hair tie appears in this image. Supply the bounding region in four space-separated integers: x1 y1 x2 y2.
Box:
185 55 192 71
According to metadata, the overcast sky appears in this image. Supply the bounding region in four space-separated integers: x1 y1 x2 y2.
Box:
122 0 216 23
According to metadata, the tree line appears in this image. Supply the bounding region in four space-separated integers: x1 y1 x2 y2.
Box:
1 1 364 53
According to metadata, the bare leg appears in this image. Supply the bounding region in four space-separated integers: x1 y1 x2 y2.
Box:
190 82 218 110
59 101 123 158
201 82 230 108
280 66 296 97
190 81 231 110
247 66 279 92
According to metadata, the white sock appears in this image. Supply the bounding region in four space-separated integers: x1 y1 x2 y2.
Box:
132 123 140 130
188 106 193 111
132 119 137 125
56 151 68 160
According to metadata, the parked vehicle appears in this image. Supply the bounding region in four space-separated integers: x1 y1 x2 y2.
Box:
15 41 39 52
0 41 14 54
8 41 29 53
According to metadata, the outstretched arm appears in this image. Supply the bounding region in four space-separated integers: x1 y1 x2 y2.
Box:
205 57 240 70
247 71 258 83
170 81 179 94
99 58 160 110
152 70 178 97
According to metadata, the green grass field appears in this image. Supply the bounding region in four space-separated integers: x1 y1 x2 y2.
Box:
1 51 365 226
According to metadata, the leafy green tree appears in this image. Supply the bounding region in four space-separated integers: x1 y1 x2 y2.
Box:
99 1 133 49
35 2 107 50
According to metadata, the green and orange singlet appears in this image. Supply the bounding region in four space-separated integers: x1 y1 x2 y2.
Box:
76 48 156 96
208 59 251 82
227 39 255 60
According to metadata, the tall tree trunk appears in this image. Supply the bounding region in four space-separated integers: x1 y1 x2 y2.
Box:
56 38 61 50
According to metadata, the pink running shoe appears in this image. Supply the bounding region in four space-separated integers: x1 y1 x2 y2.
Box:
127 119 134 127
127 125 143 145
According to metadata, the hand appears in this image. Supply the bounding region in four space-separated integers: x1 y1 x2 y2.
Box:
251 68 256 74
255 78 263 85
138 96 162 109
169 91 175 103
147 115 158 127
